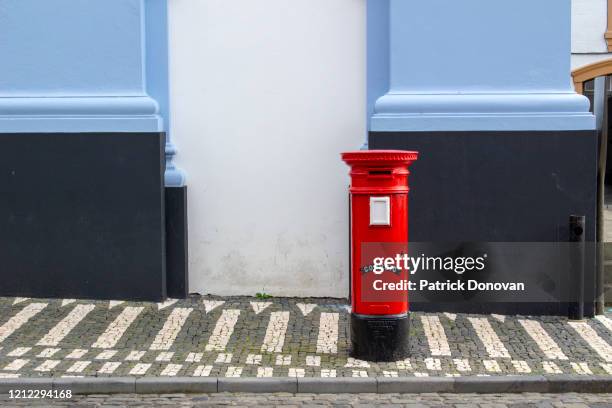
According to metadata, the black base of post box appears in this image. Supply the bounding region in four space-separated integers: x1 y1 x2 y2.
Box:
350 313 410 362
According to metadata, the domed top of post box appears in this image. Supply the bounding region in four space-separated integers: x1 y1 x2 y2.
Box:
341 150 418 166
341 150 419 194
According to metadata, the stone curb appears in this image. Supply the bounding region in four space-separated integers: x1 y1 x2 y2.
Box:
0 376 610 395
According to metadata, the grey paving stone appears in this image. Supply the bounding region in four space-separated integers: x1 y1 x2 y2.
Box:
218 378 298 393
297 378 377 393
0 378 53 393
53 377 135 394
453 376 549 393
135 377 217 394
546 375 612 393
377 377 454 393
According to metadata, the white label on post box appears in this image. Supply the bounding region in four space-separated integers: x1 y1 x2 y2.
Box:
370 197 390 226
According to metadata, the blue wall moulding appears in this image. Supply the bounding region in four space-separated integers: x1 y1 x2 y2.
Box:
367 0 595 132
0 0 185 186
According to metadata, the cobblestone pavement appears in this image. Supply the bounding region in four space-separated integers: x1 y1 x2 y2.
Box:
1 392 612 407
0 296 610 378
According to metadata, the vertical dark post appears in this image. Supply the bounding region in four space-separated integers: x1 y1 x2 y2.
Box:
595 78 610 315
569 215 586 320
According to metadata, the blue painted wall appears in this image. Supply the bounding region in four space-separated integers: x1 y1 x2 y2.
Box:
0 0 183 185
0 0 163 132
0 0 145 96
369 0 595 132
366 0 389 127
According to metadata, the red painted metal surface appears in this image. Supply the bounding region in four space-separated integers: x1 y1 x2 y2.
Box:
342 150 418 316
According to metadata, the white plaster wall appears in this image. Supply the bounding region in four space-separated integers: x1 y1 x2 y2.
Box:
572 0 607 53
168 0 366 297
572 53 612 70
571 0 611 72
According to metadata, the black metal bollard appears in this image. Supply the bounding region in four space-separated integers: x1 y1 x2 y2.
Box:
568 215 585 320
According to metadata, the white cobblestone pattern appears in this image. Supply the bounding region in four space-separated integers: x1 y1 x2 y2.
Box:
453 358 471 372
203 300 224 314
37 304 95 347
4 359 28 371
66 349 87 359
543 361 563 374
0 303 47 343
95 350 117 360
483 359 501 373
157 299 178 310
596 315 612 332
185 352 203 363
296 303 317 316
511 360 532 373
467 317 511 358
571 361 593 375
36 348 59 358
316 312 339 354
129 363 151 375
215 353 232 364
250 302 271 315
225 366 242 377
155 352 174 362
124 351 145 361
257 367 273 377
0 296 609 378
275 355 291 366
7 347 30 357
306 355 320 366
568 321 612 362
204 309 240 352
518 318 568 360
92 306 144 349
420 315 451 356
149 307 193 351
246 354 261 365
193 364 213 376
424 357 441 371
34 359 60 372
160 363 182 376
67 360 90 373
600 362 612 374
344 358 369 368
443 312 456 321
261 311 290 353
98 361 121 374
288 367 305 377
108 300 124 309
396 359 412 371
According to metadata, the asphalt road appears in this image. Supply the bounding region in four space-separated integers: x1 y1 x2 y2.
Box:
1 392 612 407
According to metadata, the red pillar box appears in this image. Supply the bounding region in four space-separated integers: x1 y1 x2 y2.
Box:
341 150 418 361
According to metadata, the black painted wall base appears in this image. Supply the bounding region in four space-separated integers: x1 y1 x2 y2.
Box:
165 186 188 298
370 130 598 316
0 133 167 301
351 313 410 362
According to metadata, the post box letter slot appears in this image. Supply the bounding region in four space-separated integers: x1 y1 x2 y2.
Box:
369 170 392 176
370 196 391 226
